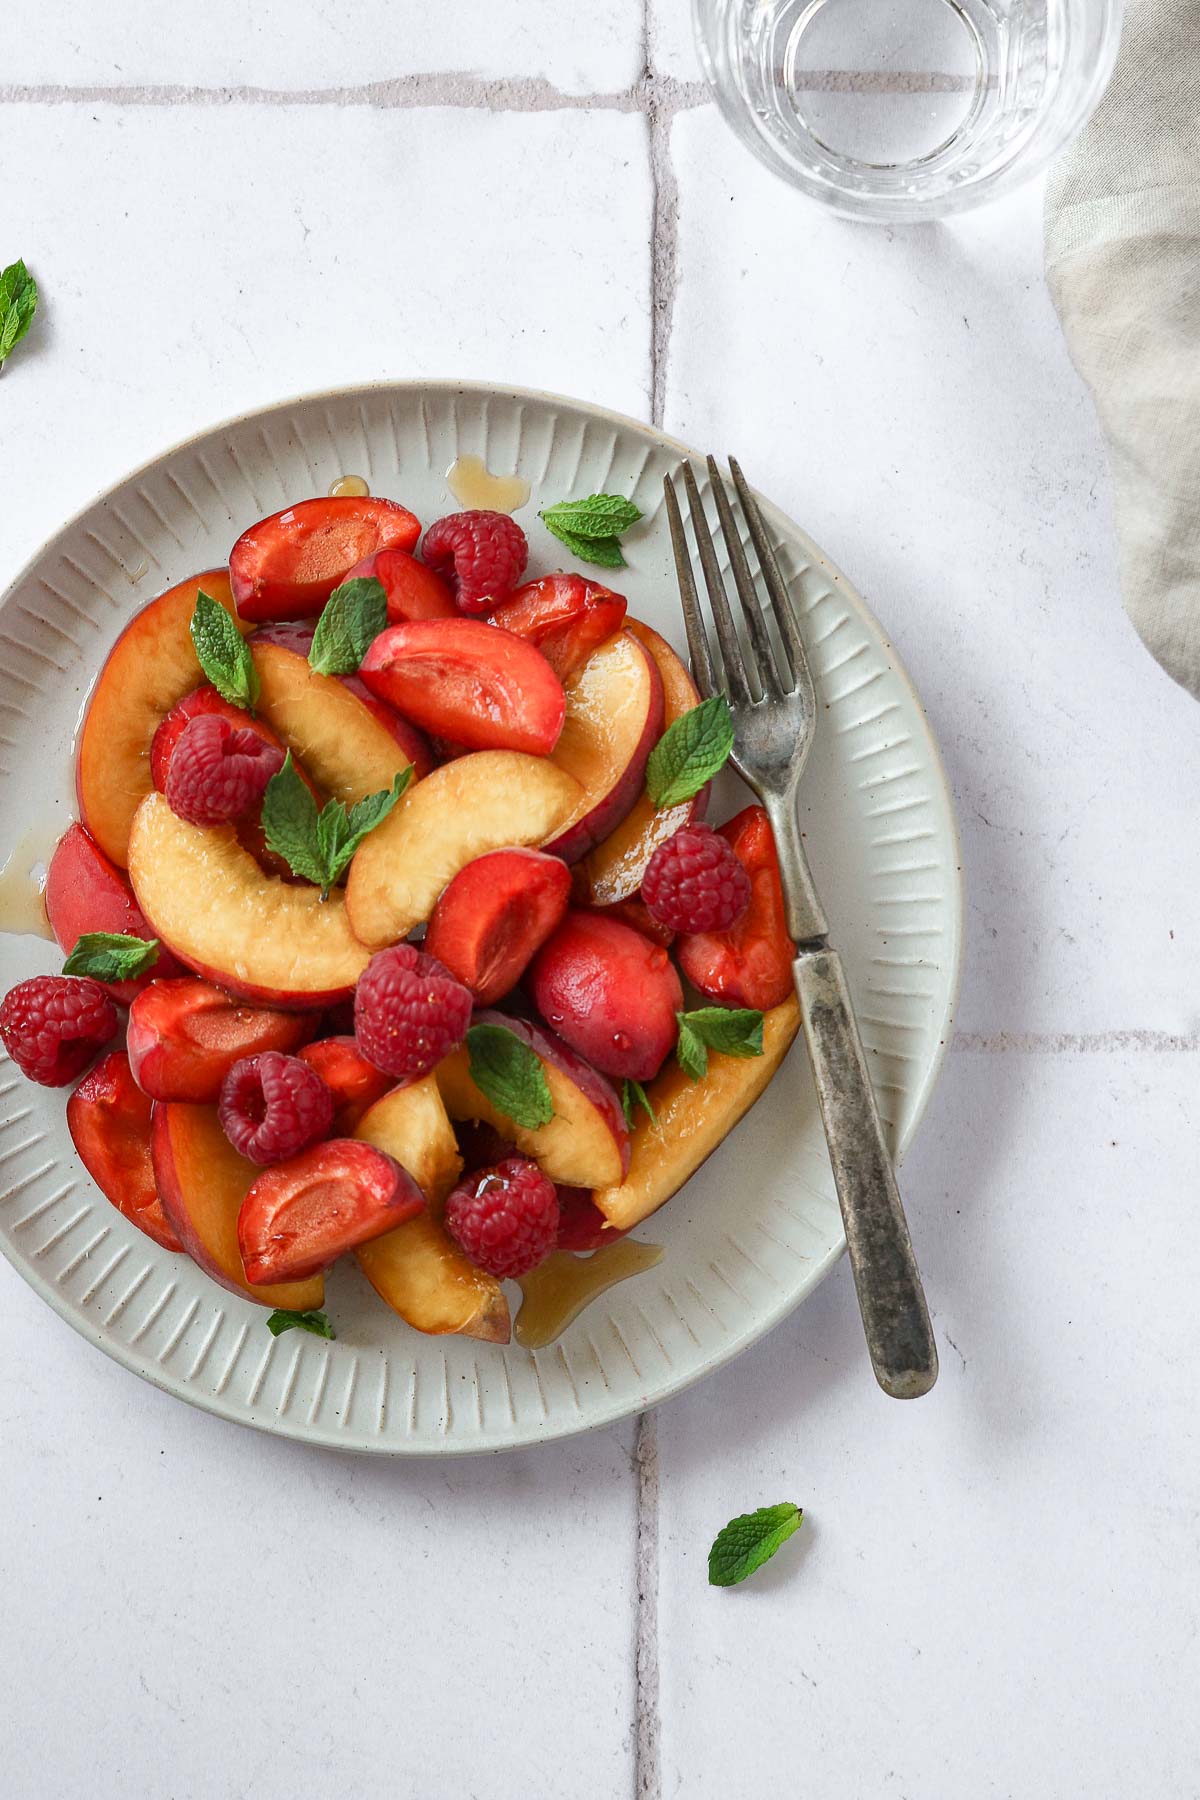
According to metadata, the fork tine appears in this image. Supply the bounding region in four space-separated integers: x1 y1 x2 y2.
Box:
728 456 814 705
706 455 785 700
663 473 716 699
681 462 752 709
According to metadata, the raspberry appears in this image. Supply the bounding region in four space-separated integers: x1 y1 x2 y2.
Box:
218 1050 335 1165
165 713 285 827
445 1155 559 1278
420 511 528 616
354 944 473 1082
0 975 118 1087
642 825 752 935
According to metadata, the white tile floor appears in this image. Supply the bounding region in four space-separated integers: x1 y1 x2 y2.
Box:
2 8 1198 1798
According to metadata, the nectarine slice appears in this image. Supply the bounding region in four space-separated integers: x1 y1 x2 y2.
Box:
488 573 627 680
67 1051 181 1251
436 1011 629 1189
344 547 456 622
593 994 801 1231
77 569 247 868
359 619 566 755
152 1101 324 1308
547 630 664 863
238 1139 423 1284
127 978 319 1103
353 1079 510 1342
577 618 708 904
230 496 421 621
344 751 581 949
423 848 571 1005
45 822 183 1004
250 628 416 807
298 1037 393 1134
128 793 371 1007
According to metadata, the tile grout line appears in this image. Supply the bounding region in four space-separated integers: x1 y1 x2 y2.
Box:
0 71 711 112
633 1409 661 1800
951 1029 1200 1053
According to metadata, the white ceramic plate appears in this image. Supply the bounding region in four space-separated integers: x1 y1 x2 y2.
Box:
0 382 961 1454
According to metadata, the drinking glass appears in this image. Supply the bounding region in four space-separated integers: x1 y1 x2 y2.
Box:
693 0 1123 221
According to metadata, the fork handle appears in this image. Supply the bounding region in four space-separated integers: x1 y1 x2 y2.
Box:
791 946 939 1399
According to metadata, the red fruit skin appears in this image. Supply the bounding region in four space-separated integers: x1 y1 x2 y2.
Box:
424 848 571 1005
420 511 528 616
530 911 683 1083
237 1139 424 1283
676 806 797 1010
230 496 421 621
298 1037 393 1134
45 822 183 1004
488 574 627 680
344 547 456 622
590 895 676 949
358 619 565 756
66 1050 182 1251
127 979 320 1103
444 1155 559 1279
554 1184 627 1253
546 630 665 864
151 686 319 881
0 975 119 1087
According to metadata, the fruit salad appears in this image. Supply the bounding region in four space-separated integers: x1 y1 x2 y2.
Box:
0 488 801 1346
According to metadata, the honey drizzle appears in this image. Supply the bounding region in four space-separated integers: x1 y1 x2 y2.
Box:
515 1239 664 1348
446 455 530 516
0 827 56 942
328 474 370 498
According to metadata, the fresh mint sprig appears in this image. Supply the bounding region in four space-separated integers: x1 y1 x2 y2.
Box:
267 1309 335 1340
0 259 38 371
622 1077 656 1129
708 1503 803 1588
539 492 642 569
261 753 410 899
465 1023 554 1131
645 696 734 809
62 932 159 984
190 590 258 712
308 577 388 676
675 1006 764 1081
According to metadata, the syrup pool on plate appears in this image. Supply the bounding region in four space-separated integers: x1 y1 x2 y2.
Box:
515 1237 664 1349
0 827 56 941
446 455 530 516
327 474 371 498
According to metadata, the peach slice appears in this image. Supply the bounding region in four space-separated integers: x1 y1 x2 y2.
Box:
151 1101 324 1308
67 1050 182 1251
435 1010 629 1189
353 1078 510 1342
529 909 683 1082
230 496 421 621
547 629 664 863
127 978 318 1103
344 751 581 949
250 626 417 807
237 1139 423 1284
359 619 566 755
45 822 183 1004
577 618 708 904
128 792 370 1007
77 569 247 868
593 994 801 1231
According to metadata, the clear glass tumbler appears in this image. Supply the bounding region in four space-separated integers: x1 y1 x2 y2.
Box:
693 0 1123 221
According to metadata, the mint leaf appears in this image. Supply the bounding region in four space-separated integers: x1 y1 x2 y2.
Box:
262 755 410 897
542 522 627 570
260 752 327 886
645 696 734 808
267 1309 335 1340
675 1006 764 1081
0 259 38 369
190 590 258 711
622 1077 656 1129
308 577 388 676
62 932 159 984
539 492 641 569
540 494 642 541
466 1023 554 1131
708 1503 803 1587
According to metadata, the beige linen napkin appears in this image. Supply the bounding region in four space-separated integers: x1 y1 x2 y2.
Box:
1045 0 1200 701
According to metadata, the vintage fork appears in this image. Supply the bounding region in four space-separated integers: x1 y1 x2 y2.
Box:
664 457 938 1399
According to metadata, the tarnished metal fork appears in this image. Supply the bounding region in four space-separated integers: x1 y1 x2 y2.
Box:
665 457 938 1399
